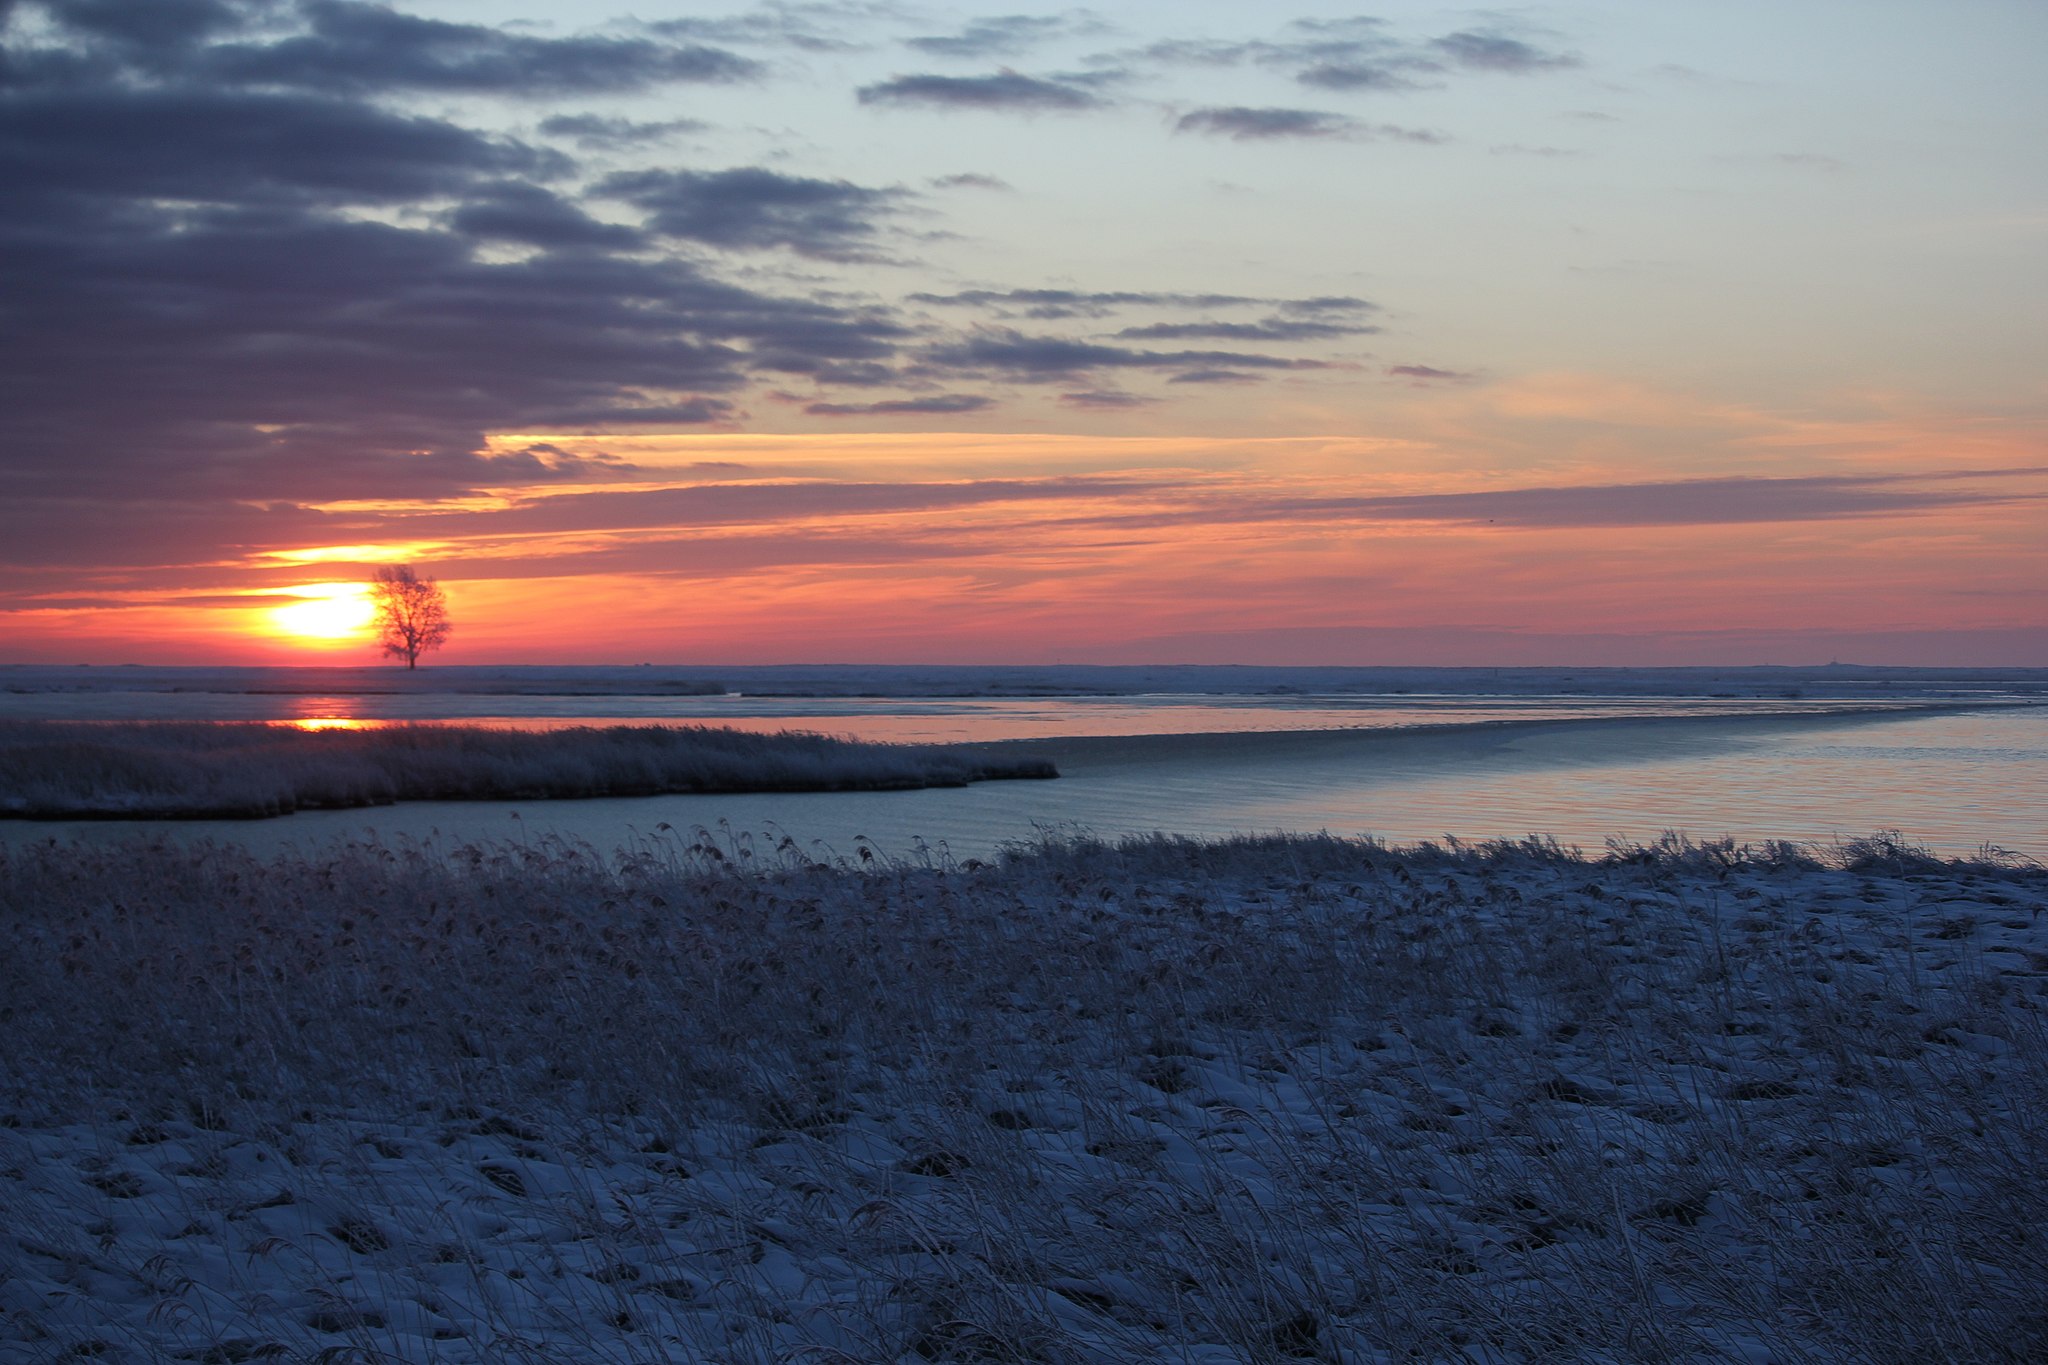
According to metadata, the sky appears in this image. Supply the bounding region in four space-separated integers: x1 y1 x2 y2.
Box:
1 0 2042 666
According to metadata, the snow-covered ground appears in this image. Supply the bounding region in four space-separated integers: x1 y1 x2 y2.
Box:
3 832 2042 1363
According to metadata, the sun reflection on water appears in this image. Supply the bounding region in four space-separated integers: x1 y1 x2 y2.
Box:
279 698 382 731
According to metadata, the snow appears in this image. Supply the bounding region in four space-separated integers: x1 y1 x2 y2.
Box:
3 831 2043 1362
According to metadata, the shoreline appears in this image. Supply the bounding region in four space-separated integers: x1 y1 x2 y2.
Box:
9 660 2046 698
969 698 2020 771
0 701 2036 859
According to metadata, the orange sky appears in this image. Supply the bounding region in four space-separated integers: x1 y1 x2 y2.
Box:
4 1 2043 667
10 400 2044 666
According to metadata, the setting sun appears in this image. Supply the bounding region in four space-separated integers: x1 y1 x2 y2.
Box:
269 583 376 641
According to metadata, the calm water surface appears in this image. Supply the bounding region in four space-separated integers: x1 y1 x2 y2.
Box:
0 685 1950 739
8 702 2041 862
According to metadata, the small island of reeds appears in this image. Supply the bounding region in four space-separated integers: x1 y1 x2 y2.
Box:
0 721 1057 820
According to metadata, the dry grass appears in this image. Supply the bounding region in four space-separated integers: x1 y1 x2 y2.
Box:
1 830 2043 1362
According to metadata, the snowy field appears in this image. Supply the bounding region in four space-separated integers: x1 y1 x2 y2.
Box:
0 723 1056 820
3 832 2043 1363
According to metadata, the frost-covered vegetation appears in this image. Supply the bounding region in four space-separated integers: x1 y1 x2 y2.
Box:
2 831 2043 1362
0 722 1056 819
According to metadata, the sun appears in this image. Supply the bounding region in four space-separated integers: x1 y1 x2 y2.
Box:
270 582 377 641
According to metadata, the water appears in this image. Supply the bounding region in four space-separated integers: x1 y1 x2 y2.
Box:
4 687 2041 861
0 684 1943 739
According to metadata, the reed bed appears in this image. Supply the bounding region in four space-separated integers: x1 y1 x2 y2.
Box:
0 722 1056 819
1 830 2043 1362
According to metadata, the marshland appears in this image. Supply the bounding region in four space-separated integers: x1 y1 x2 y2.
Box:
0 722 1056 821
2 829 2044 1362
3 668 2044 1362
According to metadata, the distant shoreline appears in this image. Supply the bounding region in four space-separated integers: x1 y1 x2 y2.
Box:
6 659 2045 702
972 698 2025 772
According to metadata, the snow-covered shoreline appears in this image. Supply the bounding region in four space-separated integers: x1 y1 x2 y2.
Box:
3 832 2042 1362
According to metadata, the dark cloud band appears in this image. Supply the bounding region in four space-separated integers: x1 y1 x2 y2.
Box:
857 70 1109 112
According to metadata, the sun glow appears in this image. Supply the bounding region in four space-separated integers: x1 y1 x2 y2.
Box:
269 582 376 641
260 541 446 565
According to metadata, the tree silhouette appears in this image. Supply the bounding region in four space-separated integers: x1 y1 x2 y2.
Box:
370 565 451 670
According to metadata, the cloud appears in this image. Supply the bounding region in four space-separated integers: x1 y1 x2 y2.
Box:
17 0 760 98
1280 296 1377 316
1284 16 1396 41
488 442 640 480
1295 62 1428 92
1112 38 1267 68
928 172 1014 191
857 467 2042 550
0 0 1388 592
905 15 1086 60
1475 476 2030 525
924 328 1334 380
1118 318 1377 343
1173 107 1445 144
910 289 1274 319
1106 24 1413 85
1174 107 1359 141
756 357 910 387
1059 390 1157 410
439 529 992 583
2 86 564 207
0 495 351 574
0 472 1179 588
1429 30 1578 74
1235 472 2041 530
1 155 907 508
537 114 708 149
379 476 1177 539
857 69 1110 112
1168 369 1262 384
193 0 763 96
1387 364 1477 384
1105 16 1582 98
641 6 874 54
5 27 899 514
598 167 910 260
32 0 244 49
449 181 644 250
1375 125 1449 145
805 394 996 416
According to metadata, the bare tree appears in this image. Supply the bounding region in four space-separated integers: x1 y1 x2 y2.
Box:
370 565 452 669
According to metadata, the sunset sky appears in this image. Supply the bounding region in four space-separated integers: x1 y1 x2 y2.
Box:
2 0 2042 665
